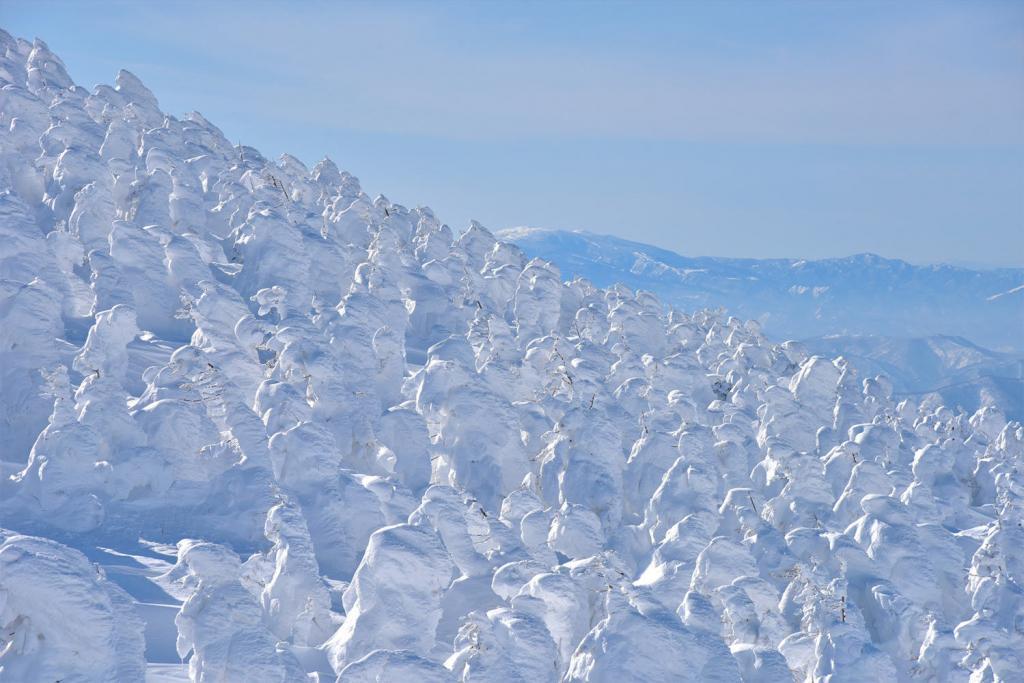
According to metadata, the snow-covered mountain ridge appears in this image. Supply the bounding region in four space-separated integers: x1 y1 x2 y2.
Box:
500 228 1024 420
803 335 1023 422
500 227 1024 353
1 32 1022 682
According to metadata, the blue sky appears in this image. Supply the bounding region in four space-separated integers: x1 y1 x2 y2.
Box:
5 0 1023 266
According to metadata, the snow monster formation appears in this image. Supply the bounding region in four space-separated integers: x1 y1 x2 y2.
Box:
1 31 1022 682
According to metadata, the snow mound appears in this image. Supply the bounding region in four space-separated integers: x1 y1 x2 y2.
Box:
0 533 146 681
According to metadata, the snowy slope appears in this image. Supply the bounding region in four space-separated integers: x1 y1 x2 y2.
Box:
2 31 1023 683
501 227 1024 353
802 335 1024 421
503 227 1024 420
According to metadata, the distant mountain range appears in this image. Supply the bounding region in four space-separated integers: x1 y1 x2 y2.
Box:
501 227 1024 418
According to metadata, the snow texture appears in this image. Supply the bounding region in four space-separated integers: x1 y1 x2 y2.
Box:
1 30 1022 682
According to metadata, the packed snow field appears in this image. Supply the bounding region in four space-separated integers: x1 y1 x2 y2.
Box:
1 32 1022 682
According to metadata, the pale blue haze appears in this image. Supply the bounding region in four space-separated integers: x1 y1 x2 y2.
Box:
4 0 1023 265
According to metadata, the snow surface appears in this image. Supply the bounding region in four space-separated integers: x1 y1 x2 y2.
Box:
1 31 1023 682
